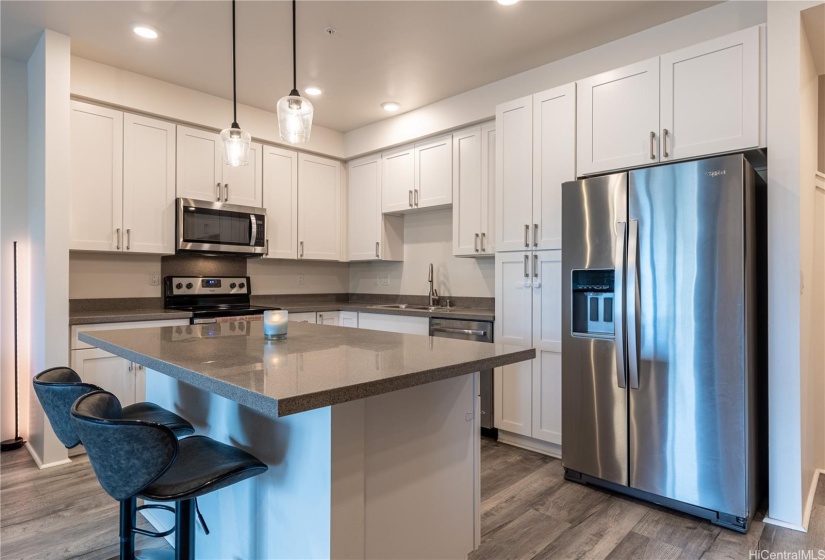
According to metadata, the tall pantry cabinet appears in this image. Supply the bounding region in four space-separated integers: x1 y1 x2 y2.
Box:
494 83 575 454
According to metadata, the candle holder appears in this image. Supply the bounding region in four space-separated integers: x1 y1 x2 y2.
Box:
263 310 288 340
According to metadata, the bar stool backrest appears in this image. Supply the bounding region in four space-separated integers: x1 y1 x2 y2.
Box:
33 367 101 449
71 391 179 501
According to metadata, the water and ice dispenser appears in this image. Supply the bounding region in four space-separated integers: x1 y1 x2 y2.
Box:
571 270 615 337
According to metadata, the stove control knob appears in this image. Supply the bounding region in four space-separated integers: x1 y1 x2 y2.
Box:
175 283 183 290
186 282 193 290
239 282 246 289
230 283 237 289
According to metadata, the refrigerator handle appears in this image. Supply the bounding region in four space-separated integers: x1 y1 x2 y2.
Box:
627 219 640 390
614 221 627 389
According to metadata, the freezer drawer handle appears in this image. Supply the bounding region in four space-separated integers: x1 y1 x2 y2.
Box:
431 327 487 337
614 221 627 389
627 219 640 389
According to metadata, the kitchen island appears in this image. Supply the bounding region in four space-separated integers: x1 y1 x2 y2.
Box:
79 321 534 560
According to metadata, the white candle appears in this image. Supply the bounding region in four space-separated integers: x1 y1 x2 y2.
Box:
263 310 288 339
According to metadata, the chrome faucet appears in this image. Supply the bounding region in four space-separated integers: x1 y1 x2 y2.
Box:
428 263 439 307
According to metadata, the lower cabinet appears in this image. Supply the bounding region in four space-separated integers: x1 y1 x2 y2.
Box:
70 347 145 406
316 311 340 326
494 251 562 451
339 311 359 328
289 312 317 324
357 313 429 335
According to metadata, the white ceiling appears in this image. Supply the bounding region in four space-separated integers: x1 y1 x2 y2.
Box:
1 1 718 132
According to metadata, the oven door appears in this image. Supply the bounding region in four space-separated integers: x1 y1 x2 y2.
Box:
177 198 267 255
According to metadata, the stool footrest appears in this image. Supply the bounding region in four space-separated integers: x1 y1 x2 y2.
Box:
135 504 176 538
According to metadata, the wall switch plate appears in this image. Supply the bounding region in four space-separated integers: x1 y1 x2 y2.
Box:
150 273 159 286
298 273 305 285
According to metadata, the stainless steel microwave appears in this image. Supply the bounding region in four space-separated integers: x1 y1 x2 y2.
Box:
176 198 267 256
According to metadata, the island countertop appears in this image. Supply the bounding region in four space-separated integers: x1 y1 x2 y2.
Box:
79 321 534 417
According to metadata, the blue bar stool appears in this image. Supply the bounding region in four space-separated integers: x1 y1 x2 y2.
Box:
71 390 267 560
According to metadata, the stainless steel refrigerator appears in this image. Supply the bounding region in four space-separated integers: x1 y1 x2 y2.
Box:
561 153 766 532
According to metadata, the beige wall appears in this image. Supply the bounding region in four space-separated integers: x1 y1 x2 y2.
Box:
819 75 825 171
70 253 163 299
248 259 350 295
349 210 494 299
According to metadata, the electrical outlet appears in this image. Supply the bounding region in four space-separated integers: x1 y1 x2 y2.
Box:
375 275 380 286
150 273 159 286
298 273 305 285
381 274 391 286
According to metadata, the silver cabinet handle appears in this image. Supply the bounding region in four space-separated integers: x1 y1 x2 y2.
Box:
409 190 413 208
414 189 419 207
299 241 304 258
474 233 479 253
649 131 656 160
431 327 487 337
627 219 640 390
224 183 229 202
128 363 133 372
216 182 222 201
614 221 627 389
481 232 486 252
533 224 538 247
662 129 669 158
523 254 529 277
524 225 529 248
533 253 538 277
266 239 269 255
116 228 121 250
376 241 380 258
126 229 131 251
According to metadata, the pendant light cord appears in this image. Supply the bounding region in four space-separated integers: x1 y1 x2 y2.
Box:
232 0 238 125
292 0 297 92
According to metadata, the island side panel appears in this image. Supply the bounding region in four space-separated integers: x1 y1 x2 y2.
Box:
145 370 334 560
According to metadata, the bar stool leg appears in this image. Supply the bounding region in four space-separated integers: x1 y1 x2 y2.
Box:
120 496 137 560
175 499 195 560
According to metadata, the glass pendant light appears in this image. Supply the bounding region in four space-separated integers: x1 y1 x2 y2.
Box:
221 0 251 166
277 0 313 144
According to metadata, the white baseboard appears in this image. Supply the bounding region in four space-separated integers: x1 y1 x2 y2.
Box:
497 431 562 459
763 516 807 533
25 441 71 470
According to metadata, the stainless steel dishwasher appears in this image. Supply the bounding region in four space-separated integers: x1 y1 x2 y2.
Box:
429 317 496 438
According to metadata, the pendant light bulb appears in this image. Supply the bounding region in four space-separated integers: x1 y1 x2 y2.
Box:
278 0 314 144
222 0 251 166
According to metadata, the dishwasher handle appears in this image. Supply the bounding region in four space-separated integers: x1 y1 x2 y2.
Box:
431 326 487 337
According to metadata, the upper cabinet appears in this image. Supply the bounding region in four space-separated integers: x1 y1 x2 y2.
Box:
262 145 299 259
70 101 175 254
453 123 495 257
176 125 263 207
495 96 533 252
382 135 453 214
298 154 341 261
577 26 762 176
348 154 403 261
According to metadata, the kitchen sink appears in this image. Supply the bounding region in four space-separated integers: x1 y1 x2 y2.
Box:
369 304 446 312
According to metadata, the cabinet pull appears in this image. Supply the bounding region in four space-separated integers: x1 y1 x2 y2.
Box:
414 189 419 207
533 254 539 278
216 182 222 201
533 224 538 247
224 183 229 202
409 190 413 208
649 131 656 160
300 241 304 258
524 254 529 278
266 239 269 255
474 233 480 253
524 224 529 248
662 129 669 158
128 363 133 372
481 232 486 252
376 241 380 258
126 229 131 251
116 228 121 250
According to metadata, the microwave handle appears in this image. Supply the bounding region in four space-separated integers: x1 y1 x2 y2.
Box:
250 215 257 246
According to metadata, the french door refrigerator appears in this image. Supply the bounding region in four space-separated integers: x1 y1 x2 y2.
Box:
561 153 765 532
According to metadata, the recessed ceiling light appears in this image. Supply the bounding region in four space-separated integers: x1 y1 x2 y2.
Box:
305 86 322 96
133 26 159 39
496 0 520 5
382 102 400 112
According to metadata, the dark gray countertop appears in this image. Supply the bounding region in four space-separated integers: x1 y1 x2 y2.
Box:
70 309 194 325
79 322 532 417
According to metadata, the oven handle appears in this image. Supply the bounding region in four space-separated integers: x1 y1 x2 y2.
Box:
250 215 258 247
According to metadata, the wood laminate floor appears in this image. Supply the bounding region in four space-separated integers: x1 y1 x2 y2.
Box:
2 439 824 559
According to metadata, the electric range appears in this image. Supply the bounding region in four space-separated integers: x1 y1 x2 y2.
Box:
163 276 279 325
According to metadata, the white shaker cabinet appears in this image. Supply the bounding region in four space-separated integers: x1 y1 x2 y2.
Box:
176 125 262 206
289 312 317 324
298 154 341 261
348 155 403 261
70 101 124 252
659 26 760 162
339 311 359 328
495 96 533 252
452 123 496 257
382 145 416 213
70 348 142 408
415 134 453 210
316 311 340 325
577 58 660 176
262 145 299 259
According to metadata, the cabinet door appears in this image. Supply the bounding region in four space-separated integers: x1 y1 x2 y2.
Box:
660 27 759 162
316 311 340 325
339 311 359 328
289 312 317 324
70 348 136 407
358 313 429 335
494 252 533 436
70 101 123 251
415 134 452 209
348 155 382 261
122 113 176 254
533 84 576 251
495 96 533 252
577 58 660 176
382 145 415 213
176 126 222 202
298 154 341 261
452 126 483 256
222 142 263 207
263 145 298 259
531 251 562 445
481 122 496 254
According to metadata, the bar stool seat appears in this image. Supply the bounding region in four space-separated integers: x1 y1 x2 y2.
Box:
121 402 195 438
